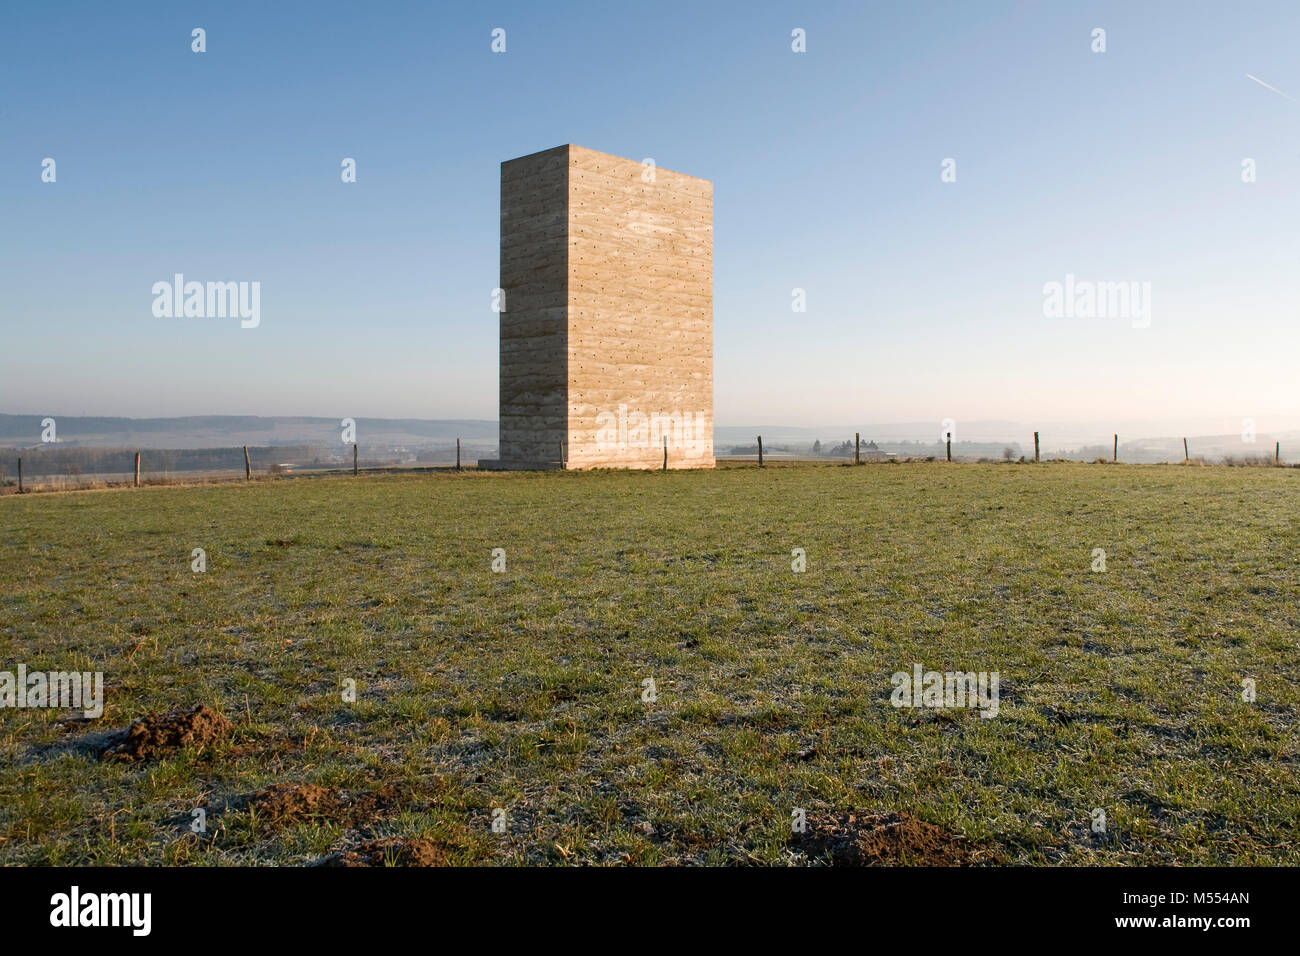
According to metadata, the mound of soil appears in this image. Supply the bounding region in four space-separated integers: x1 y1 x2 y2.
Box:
100 705 232 762
793 811 970 866
246 783 339 822
315 836 449 867
242 782 400 827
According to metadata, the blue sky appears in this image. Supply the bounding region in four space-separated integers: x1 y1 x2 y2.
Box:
2 0 1298 432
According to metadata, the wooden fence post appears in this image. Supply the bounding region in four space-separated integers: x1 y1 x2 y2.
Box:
946 433 951 462
1034 432 1039 463
757 436 764 468
16 458 21 494
134 451 141 488
855 432 860 465
1183 438 1189 462
1113 434 1118 462
663 435 668 471
353 444 358 476
456 438 461 472
243 445 251 480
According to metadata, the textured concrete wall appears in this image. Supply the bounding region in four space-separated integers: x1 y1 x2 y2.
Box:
566 146 714 469
498 145 568 466
494 144 714 469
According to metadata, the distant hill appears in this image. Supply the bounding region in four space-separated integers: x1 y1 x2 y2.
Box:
0 415 496 449
2 414 1295 465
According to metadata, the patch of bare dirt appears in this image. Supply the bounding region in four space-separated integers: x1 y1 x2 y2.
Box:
100 705 232 762
246 783 339 822
792 811 971 866
241 782 401 827
315 836 450 867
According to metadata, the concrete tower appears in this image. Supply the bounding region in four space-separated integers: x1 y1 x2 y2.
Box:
485 144 714 470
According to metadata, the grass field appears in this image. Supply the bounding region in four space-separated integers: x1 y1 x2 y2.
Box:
2 461 1298 865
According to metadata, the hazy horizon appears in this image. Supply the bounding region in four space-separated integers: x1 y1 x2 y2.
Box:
4 1 1298 430
4 410 1297 452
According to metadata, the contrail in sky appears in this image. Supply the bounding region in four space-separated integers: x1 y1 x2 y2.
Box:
1245 73 1296 101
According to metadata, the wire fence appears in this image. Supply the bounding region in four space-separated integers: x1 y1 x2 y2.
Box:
719 431 1291 468
1 431 1292 495
0 443 490 494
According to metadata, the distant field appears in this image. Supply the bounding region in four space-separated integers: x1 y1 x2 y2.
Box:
1 462 1297 865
